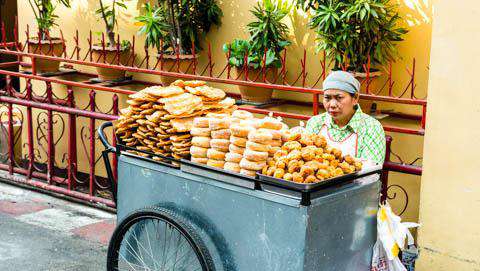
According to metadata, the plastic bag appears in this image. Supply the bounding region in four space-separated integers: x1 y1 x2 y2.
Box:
371 202 420 271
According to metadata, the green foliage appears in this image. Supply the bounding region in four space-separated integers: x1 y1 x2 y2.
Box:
224 0 292 69
298 0 408 71
135 3 170 51
136 0 223 55
96 0 128 47
28 0 71 38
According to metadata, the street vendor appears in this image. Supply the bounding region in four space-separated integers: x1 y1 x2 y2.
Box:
306 71 386 164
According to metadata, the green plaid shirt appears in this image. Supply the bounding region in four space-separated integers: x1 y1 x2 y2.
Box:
306 106 386 164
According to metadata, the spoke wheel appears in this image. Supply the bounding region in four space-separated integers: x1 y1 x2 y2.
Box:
107 207 215 271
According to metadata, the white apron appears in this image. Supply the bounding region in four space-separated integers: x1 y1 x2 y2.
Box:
319 124 358 158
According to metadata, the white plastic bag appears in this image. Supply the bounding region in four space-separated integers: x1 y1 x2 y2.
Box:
371 202 420 271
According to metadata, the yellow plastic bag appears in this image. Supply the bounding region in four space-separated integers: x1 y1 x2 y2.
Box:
371 202 420 271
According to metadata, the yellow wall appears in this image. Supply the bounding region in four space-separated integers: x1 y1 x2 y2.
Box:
416 0 480 270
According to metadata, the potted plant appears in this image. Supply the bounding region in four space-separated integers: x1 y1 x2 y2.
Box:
223 0 291 103
27 0 71 73
92 0 131 81
135 0 222 85
299 0 407 78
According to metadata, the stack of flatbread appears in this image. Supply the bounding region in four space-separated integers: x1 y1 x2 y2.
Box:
175 80 238 115
114 85 184 159
114 80 237 161
164 80 237 159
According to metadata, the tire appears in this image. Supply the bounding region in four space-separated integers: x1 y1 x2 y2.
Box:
107 206 215 271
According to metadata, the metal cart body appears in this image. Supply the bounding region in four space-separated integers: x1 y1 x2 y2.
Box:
116 153 380 271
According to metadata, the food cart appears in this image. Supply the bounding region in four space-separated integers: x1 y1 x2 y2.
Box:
100 121 381 271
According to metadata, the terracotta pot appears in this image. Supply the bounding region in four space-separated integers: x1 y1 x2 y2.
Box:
27 38 65 73
156 54 198 86
234 66 278 104
91 45 130 81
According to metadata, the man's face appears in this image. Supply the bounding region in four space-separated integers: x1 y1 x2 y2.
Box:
323 89 358 121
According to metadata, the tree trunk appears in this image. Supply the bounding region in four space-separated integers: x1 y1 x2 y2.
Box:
107 29 115 47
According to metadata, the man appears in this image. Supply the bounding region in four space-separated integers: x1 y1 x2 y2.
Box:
306 71 386 164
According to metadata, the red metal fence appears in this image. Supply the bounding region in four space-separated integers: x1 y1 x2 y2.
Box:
0 22 424 213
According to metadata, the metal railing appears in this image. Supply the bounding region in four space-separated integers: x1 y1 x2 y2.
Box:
0 21 425 213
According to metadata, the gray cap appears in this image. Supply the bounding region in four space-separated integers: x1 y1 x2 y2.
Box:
323 71 360 94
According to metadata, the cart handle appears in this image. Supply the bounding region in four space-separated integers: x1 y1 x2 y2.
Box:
97 121 117 205
99 121 116 152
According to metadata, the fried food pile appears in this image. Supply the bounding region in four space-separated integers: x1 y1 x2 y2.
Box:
114 80 236 160
262 133 363 183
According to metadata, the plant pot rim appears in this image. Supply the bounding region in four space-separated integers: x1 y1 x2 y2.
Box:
350 70 382 78
28 37 64 44
157 53 199 60
92 44 130 52
234 64 279 70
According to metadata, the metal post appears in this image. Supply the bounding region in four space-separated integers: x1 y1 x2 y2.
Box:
381 136 392 203
46 82 54 184
89 90 96 196
67 88 77 190
26 80 34 178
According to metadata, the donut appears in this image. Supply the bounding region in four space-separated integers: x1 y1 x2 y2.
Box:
247 130 273 144
207 159 225 168
209 139 230 152
207 148 227 160
258 128 282 140
258 117 283 130
190 146 208 158
230 136 247 147
281 130 291 142
192 117 210 128
230 118 242 125
191 136 211 148
239 158 266 171
230 124 254 138
240 168 257 177
243 149 269 162
266 139 282 147
268 146 281 157
211 129 231 139
229 144 245 155
191 157 208 164
223 162 241 173
191 127 211 137
245 141 270 152
225 152 243 163
232 110 254 120
267 158 276 167
208 118 230 131
273 168 285 179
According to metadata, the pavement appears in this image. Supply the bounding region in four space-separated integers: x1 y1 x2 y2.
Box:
0 181 116 271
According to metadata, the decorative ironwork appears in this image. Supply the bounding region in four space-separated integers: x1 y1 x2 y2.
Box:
387 184 409 216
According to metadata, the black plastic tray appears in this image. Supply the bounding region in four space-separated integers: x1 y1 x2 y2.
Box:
257 168 382 205
258 172 358 192
179 159 258 190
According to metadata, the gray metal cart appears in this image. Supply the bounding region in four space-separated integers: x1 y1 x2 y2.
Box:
99 122 381 271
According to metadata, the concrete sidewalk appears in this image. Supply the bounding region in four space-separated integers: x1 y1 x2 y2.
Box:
0 181 116 271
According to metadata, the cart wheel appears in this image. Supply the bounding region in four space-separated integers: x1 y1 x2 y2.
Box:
107 207 215 271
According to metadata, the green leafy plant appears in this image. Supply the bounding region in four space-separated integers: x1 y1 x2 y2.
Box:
223 0 292 69
298 0 407 71
28 0 71 39
96 0 130 48
135 0 223 55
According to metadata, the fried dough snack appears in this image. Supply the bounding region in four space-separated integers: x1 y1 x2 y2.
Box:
263 131 364 184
